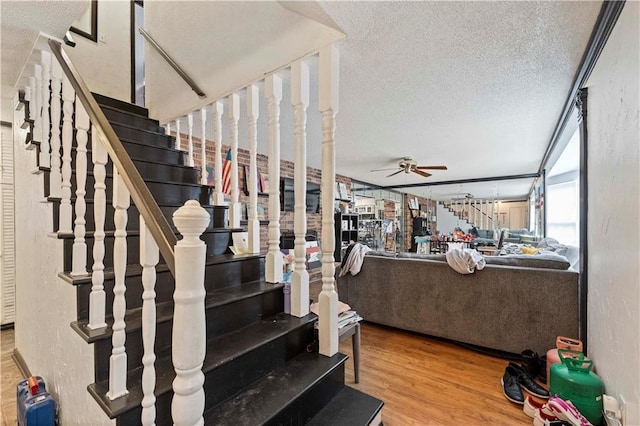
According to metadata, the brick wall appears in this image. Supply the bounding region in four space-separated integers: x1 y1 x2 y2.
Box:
403 194 437 251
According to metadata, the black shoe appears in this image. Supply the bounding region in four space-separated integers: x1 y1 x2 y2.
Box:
538 355 547 384
508 362 550 399
501 366 524 404
521 349 540 377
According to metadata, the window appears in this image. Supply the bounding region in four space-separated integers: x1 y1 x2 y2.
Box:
546 180 579 246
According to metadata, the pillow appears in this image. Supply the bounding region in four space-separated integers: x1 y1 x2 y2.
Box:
365 250 397 258
484 252 571 270
398 252 447 262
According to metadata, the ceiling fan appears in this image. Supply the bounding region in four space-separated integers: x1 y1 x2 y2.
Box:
370 157 448 178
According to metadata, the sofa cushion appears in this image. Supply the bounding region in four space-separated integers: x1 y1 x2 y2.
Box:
485 252 570 270
397 252 447 262
366 250 397 258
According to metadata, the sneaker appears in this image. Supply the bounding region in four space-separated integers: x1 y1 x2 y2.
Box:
534 409 572 426
508 362 550 398
547 396 593 426
501 365 524 404
524 396 555 418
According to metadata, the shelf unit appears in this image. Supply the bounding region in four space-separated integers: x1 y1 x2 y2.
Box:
334 212 359 262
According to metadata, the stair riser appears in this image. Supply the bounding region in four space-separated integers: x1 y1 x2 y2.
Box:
93 289 287 384
71 141 187 169
112 123 174 149
205 257 264 292
102 108 162 133
62 230 230 272
116 321 314 426
94 93 149 117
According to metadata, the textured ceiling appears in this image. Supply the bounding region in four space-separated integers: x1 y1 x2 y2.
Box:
0 1 88 119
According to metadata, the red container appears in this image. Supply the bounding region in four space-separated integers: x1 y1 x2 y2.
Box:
546 336 583 384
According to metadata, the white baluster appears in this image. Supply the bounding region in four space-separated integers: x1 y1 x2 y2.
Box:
247 85 260 254
175 119 182 151
187 113 194 167
318 46 339 357
33 64 42 146
265 76 283 284
200 107 207 185
212 102 224 206
228 94 241 228
172 200 209 426
140 217 159 426
49 56 62 198
71 97 89 276
88 132 108 330
291 61 310 318
59 76 74 233
107 169 130 400
165 121 171 136
40 51 51 168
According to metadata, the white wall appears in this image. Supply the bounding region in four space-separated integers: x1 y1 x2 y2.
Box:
13 119 113 424
586 2 640 423
66 0 131 102
436 203 472 234
1 123 16 325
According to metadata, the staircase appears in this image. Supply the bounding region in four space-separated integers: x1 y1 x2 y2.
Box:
440 200 495 230
19 88 382 425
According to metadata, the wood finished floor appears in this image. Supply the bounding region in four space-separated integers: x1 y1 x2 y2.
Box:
0 323 535 425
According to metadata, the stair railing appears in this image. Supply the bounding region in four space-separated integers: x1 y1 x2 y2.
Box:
40 38 209 425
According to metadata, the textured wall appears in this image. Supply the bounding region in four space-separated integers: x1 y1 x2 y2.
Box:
586 2 640 423
13 122 113 424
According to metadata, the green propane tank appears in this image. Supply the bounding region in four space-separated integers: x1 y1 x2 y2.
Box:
550 349 603 425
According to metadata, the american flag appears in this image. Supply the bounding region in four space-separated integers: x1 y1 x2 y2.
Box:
221 148 232 194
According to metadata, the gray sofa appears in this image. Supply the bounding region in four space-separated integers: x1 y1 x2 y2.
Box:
337 254 580 355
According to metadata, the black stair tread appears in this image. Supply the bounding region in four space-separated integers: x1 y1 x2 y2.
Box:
48 195 224 211
110 120 173 139
55 227 237 239
42 168 204 189
93 93 149 117
87 313 317 419
204 351 347 425
99 104 160 126
71 280 284 343
306 386 384 426
59 252 261 285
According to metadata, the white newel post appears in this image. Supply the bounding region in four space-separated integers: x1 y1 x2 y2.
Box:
200 107 207 185
187 113 194 167
318 46 339 356
291 61 310 318
33 64 42 146
247 85 260 253
49 57 62 198
140 217 159 426
175 119 182 151
71 97 89 276
59 75 74 233
108 169 130 400
228 94 241 228
40 51 51 168
172 200 209 426
212 101 224 206
88 133 108 330
265 75 283 284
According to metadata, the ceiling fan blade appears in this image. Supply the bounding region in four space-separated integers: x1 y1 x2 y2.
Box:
370 167 401 172
415 165 448 170
412 169 432 178
386 170 403 178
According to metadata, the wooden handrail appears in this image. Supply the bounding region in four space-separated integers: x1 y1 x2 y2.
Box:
49 39 177 276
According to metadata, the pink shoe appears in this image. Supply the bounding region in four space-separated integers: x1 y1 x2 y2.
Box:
533 410 562 426
524 396 555 418
547 396 592 426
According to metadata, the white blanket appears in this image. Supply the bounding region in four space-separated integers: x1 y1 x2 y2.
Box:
338 243 372 277
445 248 486 275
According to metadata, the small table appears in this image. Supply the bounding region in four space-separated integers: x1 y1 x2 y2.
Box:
339 321 361 383
476 245 498 256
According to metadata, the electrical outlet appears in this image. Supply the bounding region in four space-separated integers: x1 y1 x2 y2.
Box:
619 395 627 426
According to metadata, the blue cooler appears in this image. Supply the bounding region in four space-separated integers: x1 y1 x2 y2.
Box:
17 376 55 426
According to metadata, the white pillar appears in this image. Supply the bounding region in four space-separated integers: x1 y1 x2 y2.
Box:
247 85 260 254
171 200 209 426
59 75 74 233
265 75 283 284
200 107 207 185
187 113 194 167
318 46 339 357
212 101 225 206
290 61 310 318
228 94 241 228
140 217 159 426
49 56 62 198
71 97 89 276
40 51 51 168
107 169 130 400
175 119 182 151
88 132 108 330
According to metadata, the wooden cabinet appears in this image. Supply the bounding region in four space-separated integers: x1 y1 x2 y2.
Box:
334 213 359 262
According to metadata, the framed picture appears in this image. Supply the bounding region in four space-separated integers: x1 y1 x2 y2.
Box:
70 0 98 42
206 166 214 187
260 172 270 193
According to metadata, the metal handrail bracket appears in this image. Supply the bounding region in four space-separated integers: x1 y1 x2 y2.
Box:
48 39 178 276
138 28 206 99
